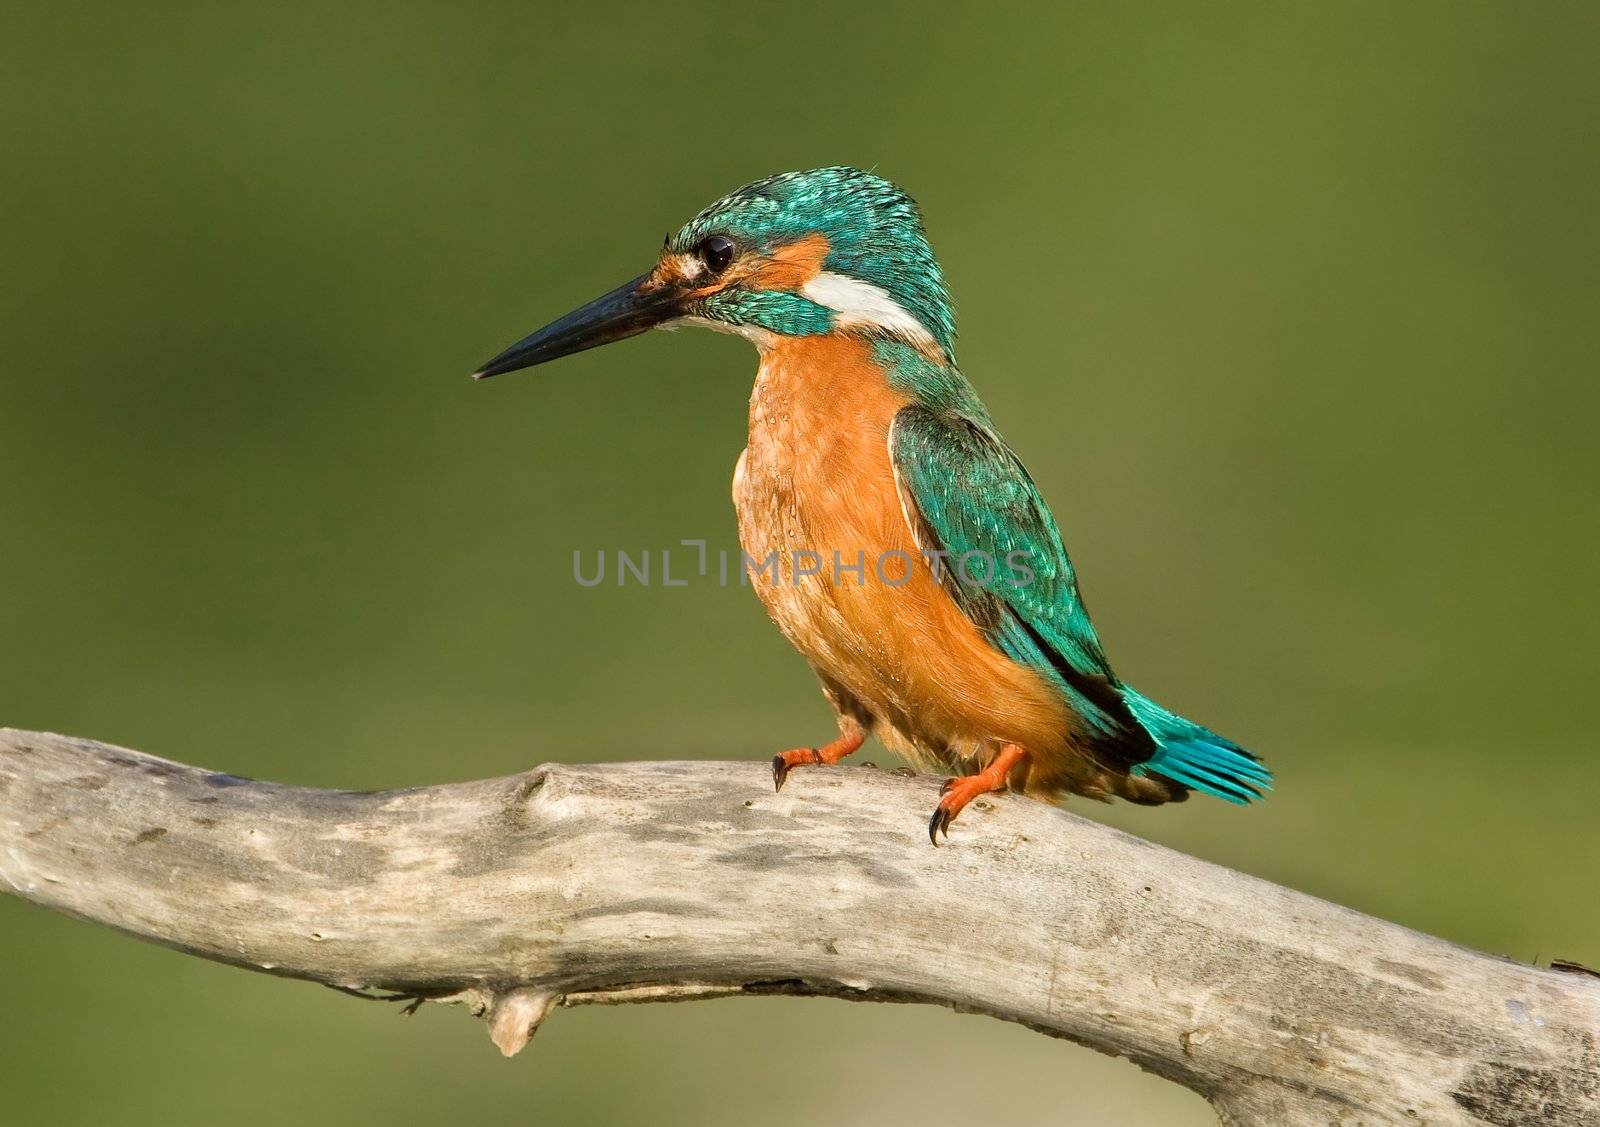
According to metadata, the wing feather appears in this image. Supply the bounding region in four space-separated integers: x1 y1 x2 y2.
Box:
888 405 1155 767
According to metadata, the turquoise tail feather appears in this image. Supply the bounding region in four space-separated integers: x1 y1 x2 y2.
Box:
1120 688 1272 804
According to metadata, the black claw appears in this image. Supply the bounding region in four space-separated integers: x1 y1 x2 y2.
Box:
939 777 955 795
927 805 953 846
773 749 821 792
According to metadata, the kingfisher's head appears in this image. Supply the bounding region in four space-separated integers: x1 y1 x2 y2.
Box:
472 167 954 380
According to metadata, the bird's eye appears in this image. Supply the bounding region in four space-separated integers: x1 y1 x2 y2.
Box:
696 235 735 275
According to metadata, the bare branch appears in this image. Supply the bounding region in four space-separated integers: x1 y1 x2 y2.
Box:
1 728 1595 1124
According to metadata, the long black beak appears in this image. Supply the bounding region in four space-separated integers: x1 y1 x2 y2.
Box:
471 272 683 380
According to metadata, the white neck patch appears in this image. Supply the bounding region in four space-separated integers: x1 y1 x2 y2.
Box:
800 272 939 350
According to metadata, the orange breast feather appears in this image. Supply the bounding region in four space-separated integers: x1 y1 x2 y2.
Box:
734 335 1075 782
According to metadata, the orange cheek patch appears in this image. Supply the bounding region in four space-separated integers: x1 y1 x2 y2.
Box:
749 233 831 292
647 233 831 301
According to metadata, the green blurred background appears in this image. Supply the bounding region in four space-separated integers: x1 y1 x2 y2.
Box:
2 3 1596 1123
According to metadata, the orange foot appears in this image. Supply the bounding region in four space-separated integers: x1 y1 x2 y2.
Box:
771 728 866 791
929 743 1030 845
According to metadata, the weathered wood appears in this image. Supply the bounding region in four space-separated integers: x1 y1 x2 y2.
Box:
0 727 1595 1124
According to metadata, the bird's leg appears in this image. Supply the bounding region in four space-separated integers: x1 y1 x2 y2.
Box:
928 743 1030 844
772 725 866 791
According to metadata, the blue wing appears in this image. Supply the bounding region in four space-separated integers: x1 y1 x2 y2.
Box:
889 404 1270 802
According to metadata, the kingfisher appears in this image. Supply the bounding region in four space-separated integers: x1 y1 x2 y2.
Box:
472 167 1271 843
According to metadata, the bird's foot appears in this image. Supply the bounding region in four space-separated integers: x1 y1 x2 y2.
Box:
771 729 866 791
928 743 1029 845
